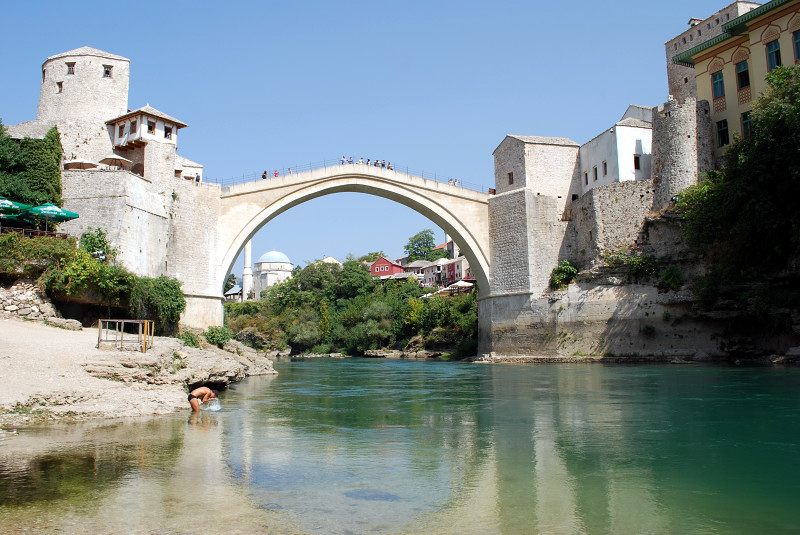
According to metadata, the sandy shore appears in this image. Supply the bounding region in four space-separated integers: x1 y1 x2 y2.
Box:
0 318 275 428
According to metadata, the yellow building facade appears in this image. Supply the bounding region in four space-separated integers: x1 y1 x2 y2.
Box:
675 0 800 158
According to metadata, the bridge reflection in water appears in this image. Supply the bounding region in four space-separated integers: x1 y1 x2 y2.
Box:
2 361 800 534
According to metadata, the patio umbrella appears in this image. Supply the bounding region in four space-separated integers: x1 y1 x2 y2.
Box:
63 159 98 170
24 203 79 231
99 154 132 168
0 196 32 232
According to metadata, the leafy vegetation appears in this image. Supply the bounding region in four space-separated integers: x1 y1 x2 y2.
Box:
0 121 63 207
79 228 116 261
658 266 683 292
675 65 800 308
226 259 478 357
549 260 578 289
178 330 200 348
404 229 449 262
204 326 233 347
603 250 658 283
1 231 185 334
223 273 237 292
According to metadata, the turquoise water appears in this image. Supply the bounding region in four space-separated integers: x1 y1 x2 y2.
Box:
2 360 800 534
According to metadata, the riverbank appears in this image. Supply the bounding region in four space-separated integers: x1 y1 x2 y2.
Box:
0 318 276 428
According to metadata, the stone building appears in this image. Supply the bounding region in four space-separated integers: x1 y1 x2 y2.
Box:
5 46 220 327
673 0 800 159
665 2 761 103
252 251 294 298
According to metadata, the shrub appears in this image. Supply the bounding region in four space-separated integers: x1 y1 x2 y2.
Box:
204 326 233 347
178 330 200 348
604 251 658 283
0 233 76 278
42 249 131 305
128 276 186 335
79 228 116 261
0 124 63 207
658 266 683 292
549 260 578 289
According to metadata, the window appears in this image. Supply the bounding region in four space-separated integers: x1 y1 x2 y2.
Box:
571 194 579 202
633 155 641 170
592 166 598 181
42 69 45 83
711 71 725 98
716 119 729 147
56 81 62 93
602 161 607 176
767 40 782 71
118 125 124 137
741 112 752 138
66 62 75 75
130 120 137 133
584 172 588 186
507 172 513 185
164 126 173 140
147 121 155 134
794 30 800 62
103 65 113 78
735 61 750 89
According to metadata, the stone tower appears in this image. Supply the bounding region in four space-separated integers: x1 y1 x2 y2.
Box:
651 97 701 210
37 47 130 162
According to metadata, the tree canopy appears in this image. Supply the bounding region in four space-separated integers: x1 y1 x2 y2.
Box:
404 229 449 262
0 121 63 206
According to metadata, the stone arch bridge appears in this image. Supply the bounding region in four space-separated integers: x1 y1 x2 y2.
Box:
187 164 491 327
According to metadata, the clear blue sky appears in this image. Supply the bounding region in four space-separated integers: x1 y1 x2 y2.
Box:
0 0 729 277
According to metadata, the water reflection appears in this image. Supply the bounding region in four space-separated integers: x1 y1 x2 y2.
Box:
1 361 800 534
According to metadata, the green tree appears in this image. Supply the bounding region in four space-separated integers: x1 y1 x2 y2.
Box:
223 273 237 292
0 122 63 207
357 251 386 262
404 229 449 261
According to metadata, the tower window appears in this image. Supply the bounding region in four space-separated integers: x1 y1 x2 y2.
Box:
507 172 513 185
766 40 782 71
103 65 113 78
584 172 588 185
66 62 75 75
633 155 641 170
56 81 63 93
736 61 750 89
602 161 607 176
147 121 155 134
716 119 729 147
593 166 598 181
118 125 125 138
130 120 137 133
164 126 173 140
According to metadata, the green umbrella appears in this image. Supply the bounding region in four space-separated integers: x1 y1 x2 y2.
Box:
0 196 32 214
24 203 79 231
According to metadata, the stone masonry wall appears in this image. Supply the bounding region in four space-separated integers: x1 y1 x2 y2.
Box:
488 189 531 294
565 180 654 268
652 98 699 210
1 281 58 321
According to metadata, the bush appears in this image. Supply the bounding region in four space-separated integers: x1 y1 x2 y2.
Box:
204 326 233 347
549 260 578 289
128 276 186 335
658 266 683 292
0 124 63 207
43 249 131 305
178 330 200 348
0 233 76 278
604 251 658 283
79 228 116 261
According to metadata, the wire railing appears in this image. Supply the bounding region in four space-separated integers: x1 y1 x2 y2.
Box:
204 157 492 194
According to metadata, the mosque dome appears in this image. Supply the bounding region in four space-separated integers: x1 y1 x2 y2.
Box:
257 250 292 264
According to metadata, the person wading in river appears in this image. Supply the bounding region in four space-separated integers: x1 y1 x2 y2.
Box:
187 386 217 412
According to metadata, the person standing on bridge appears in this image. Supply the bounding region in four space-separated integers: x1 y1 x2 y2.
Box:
358 157 364 165
273 169 279 177
261 171 267 180
387 162 393 170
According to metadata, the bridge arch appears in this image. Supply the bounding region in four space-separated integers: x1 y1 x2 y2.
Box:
216 166 490 299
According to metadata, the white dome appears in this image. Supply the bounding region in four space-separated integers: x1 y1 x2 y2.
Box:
257 250 291 264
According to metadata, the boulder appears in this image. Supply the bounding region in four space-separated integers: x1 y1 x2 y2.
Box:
45 317 83 331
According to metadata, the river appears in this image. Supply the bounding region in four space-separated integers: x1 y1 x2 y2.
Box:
2 359 800 534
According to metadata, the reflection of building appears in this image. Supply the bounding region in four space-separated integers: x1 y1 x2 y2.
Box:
253 250 293 298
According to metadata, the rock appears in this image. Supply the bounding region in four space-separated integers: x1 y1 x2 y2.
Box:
17 308 32 316
45 317 83 331
785 346 800 357
4 305 19 312
234 327 272 350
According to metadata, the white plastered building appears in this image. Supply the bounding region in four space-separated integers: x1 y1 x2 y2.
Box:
252 250 294 298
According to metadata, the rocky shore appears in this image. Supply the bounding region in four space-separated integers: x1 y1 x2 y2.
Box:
0 318 276 428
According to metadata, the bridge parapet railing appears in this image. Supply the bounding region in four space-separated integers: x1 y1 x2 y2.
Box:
205 158 491 194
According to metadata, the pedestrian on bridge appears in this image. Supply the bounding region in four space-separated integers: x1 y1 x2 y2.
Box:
273 169 279 177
